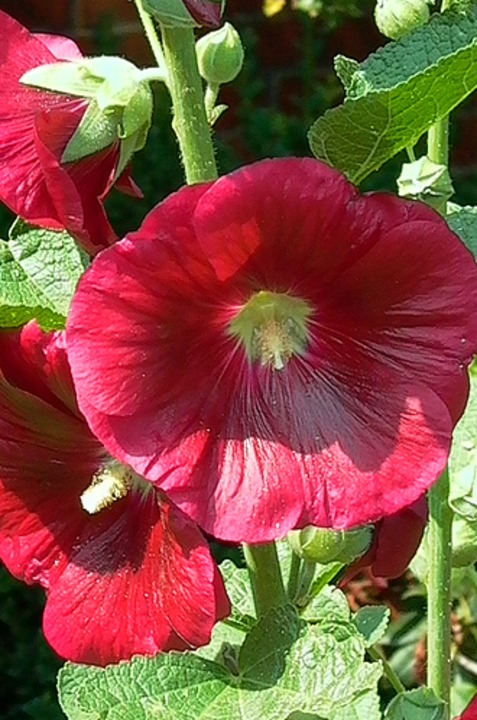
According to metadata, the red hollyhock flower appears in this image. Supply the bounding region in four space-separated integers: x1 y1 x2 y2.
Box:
0 322 229 665
0 11 142 255
184 0 223 27
66 158 477 543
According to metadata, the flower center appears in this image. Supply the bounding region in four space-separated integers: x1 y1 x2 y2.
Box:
228 290 311 370
80 459 150 514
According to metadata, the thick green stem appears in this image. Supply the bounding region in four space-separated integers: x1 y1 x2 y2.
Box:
427 467 453 718
160 25 217 184
243 543 288 618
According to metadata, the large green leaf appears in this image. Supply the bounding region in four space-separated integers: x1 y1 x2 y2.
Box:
0 223 88 330
58 605 381 720
309 8 477 183
0 240 63 330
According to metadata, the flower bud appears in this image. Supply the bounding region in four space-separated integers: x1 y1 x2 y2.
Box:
196 22 244 85
374 0 431 40
288 525 373 565
21 56 153 167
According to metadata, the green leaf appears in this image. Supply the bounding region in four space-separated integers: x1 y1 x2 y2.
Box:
219 559 256 624
58 606 381 720
384 687 446 720
353 606 390 647
8 223 89 320
0 240 63 330
309 8 477 183
447 204 477 262
301 585 351 624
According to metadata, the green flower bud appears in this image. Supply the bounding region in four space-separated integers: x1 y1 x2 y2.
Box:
196 22 244 85
288 525 373 565
374 0 431 40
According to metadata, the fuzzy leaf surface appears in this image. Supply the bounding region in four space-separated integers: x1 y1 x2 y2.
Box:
58 605 381 720
309 9 477 183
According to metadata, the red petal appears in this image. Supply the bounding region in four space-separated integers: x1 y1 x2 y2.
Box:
43 491 229 665
184 0 223 27
0 327 228 664
458 696 477 720
35 33 84 61
34 108 118 253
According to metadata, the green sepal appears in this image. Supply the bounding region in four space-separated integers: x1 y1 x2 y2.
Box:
288 525 372 565
20 61 103 98
397 156 454 203
61 100 121 163
143 0 198 27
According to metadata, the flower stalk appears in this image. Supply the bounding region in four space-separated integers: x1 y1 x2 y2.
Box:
133 0 167 74
425 1 452 706
427 466 453 718
160 24 218 184
243 543 288 617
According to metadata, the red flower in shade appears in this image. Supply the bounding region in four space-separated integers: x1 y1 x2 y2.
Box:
66 158 477 543
0 11 143 255
458 697 477 719
0 322 229 665
184 0 223 27
344 498 427 581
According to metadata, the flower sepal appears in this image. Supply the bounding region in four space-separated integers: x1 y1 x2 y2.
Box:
143 0 223 28
397 156 454 207
21 56 154 164
288 525 373 565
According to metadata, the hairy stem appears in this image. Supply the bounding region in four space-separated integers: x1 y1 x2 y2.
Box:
427 467 453 718
160 25 217 184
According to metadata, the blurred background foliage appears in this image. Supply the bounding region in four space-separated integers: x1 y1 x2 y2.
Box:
2 0 477 716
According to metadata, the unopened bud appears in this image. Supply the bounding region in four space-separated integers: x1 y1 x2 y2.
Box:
288 525 372 565
374 0 431 40
196 22 244 85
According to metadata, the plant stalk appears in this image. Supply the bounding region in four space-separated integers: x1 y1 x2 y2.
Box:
427 466 453 718
160 25 218 184
243 543 288 618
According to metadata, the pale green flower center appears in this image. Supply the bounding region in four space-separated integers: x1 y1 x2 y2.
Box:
228 290 312 371
80 459 151 514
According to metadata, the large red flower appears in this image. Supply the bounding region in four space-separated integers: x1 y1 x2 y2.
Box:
0 11 142 255
66 158 477 543
0 322 229 665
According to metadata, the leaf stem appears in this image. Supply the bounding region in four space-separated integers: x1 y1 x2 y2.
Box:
368 646 406 695
160 25 218 184
287 551 302 601
243 543 288 618
133 0 167 73
427 466 453 719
